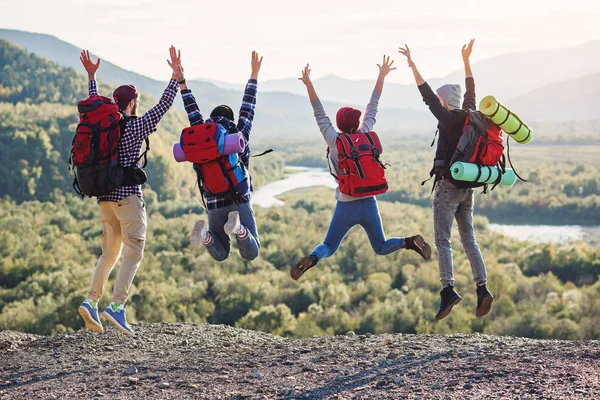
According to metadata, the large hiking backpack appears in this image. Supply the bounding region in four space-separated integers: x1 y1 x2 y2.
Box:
70 95 149 198
70 95 124 197
449 111 504 168
330 131 388 197
424 110 525 193
180 122 249 199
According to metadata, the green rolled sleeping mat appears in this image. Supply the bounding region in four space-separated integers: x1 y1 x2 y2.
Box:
450 161 517 186
479 96 533 144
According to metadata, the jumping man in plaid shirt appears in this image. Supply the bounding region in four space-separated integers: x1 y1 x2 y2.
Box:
171 48 263 262
77 48 180 336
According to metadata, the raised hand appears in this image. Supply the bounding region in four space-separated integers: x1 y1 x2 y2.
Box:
167 45 182 69
298 64 312 86
398 45 413 66
251 50 263 79
167 45 184 82
462 39 475 61
80 50 100 79
377 55 397 77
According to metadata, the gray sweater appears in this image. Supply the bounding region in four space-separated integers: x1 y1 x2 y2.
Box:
311 90 381 202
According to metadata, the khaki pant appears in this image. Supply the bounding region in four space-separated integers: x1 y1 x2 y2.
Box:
88 195 147 304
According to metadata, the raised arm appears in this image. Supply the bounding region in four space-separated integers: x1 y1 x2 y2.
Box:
168 48 205 127
461 39 476 110
130 46 180 139
298 64 338 148
237 51 262 140
80 50 100 96
176 65 204 126
360 55 396 132
399 44 455 127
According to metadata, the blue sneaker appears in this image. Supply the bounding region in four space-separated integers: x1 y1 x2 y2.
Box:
102 303 135 336
78 299 103 333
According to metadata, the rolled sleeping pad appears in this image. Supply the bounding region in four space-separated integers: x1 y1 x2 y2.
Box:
450 161 517 186
173 143 187 162
173 133 246 163
222 132 246 155
479 96 533 144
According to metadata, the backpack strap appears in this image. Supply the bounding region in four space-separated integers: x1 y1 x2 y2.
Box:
338 133 365 179
251 149 273 157
326 147 338 181
430 129 439 147
506 136 527 182
363 131 387 170
422 159 447 196
72 174 84 198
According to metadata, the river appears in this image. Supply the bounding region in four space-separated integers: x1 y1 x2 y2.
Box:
251 167 599 246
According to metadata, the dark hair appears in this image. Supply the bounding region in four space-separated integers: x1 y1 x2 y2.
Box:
210 105 234 121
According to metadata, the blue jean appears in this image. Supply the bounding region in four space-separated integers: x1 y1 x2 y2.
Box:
206 202 260 261
311 197 405 260
433 179 487 288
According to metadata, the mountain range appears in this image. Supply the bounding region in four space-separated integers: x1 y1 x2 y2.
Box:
1 29 599 129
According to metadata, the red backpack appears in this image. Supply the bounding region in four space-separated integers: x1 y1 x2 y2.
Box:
180 122 249 199
70 95 125 197
331 131 388 197
70 95 149 197
450 111 504 167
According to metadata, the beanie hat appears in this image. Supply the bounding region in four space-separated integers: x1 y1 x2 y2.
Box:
336 106 362 133
210 105 234 121
113 85 139 111
436 84 462 108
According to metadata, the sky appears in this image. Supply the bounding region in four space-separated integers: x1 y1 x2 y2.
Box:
1 0 600 84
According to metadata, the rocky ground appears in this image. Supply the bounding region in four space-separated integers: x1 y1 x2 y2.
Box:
1 323 599 399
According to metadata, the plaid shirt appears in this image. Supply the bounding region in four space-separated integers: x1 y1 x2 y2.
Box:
181 79 257 210
89 79 178 202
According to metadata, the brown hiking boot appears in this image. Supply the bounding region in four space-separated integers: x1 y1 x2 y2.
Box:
435 286 462 320
476 285 494 317
405 235 432 260
290 255 318 280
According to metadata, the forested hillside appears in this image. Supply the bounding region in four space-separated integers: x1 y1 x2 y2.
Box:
0 39 285 203
0 38 599 341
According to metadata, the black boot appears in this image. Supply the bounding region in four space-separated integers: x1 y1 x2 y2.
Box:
404 235 432 260
290 254 318 280
435 286 461 320
476 285 494 317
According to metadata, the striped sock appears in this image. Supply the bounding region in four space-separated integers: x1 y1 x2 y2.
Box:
237 226 248 238
203 232 213 245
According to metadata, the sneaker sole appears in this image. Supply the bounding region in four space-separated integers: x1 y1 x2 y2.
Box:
224 212 240 236
78 306 103 333
413 235 432 260
476 295 494 317
435 297 462 320
190 220 206 248
290 257 316 281
102 311 135 337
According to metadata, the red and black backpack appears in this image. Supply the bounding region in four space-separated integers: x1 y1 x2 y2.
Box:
450 111 505 170
69 95 148 198
425 110 525 193
179 122 250 200
329 131 388 197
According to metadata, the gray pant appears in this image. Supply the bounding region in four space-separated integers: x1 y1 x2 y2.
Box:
206 202 260 261
433 179 487 288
